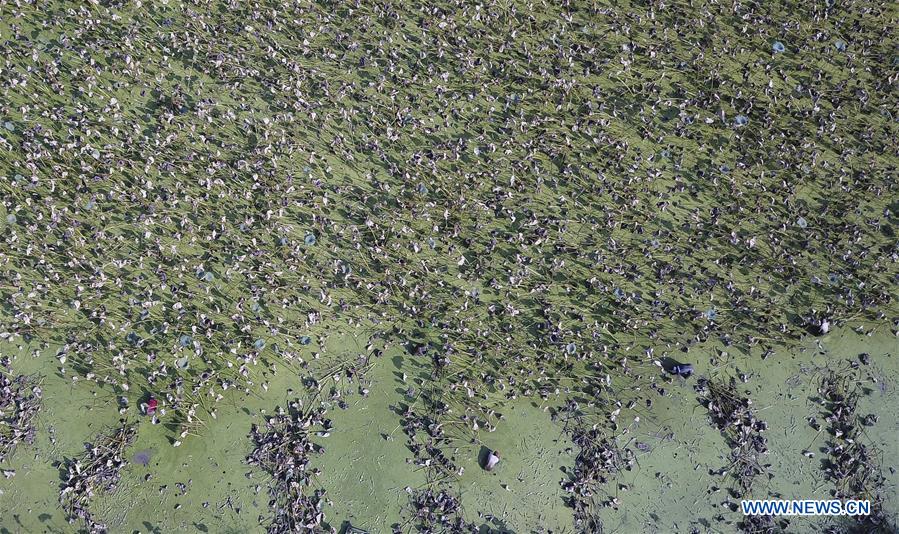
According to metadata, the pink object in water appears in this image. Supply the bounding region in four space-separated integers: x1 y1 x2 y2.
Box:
485 450 501 471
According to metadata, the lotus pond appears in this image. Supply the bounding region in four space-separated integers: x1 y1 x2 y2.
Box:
0 1 896 533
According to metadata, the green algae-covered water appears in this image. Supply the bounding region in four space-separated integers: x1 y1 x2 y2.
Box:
598 329 898 534
1 0 897 532
1 327 896 532
0 329 579 532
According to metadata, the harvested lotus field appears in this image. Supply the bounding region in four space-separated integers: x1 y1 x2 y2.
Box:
0 0 897 533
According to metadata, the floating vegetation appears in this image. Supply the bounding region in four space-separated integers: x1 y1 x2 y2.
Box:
562 426 634 530
695 377 768 498
59 423 137 533
406 487 476 533
0 0 895 530
0 357 42 463
739 514 782 534
398 384 464 479
817 369 894 532
0 1 892 453
246 401 330 533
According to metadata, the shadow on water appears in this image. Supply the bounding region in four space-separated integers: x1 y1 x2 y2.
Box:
477 445 491 470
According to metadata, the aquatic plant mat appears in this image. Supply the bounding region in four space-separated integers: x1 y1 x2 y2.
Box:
59 423 136 532
695 376 769 499
0 0 897 532
0 356 42 464
246 402 329 532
